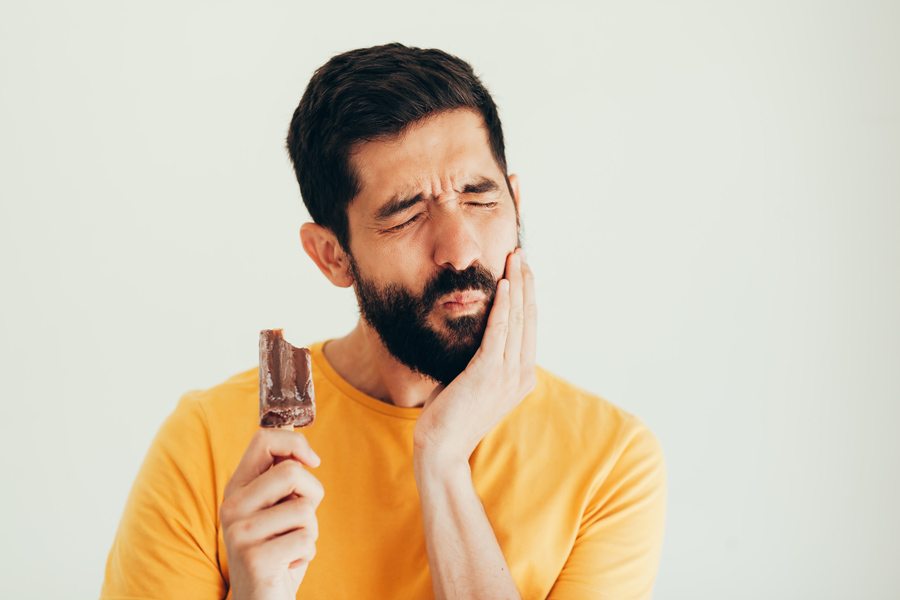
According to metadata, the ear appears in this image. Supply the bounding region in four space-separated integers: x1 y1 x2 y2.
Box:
299 223 354 288
508 173 521 208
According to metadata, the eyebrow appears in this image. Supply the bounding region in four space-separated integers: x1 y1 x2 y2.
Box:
373 176 502 222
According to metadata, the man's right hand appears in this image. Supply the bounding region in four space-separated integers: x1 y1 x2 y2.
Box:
220 428 323 600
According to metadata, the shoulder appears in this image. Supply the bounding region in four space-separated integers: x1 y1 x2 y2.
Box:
172 367 257 426
532 366 657 440
523 366 665 481
162 367 260 471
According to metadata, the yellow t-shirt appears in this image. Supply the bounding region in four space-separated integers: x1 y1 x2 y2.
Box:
102 341 666 599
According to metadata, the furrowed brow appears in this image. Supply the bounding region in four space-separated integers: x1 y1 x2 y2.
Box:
462 177 501 194
374 193 427 222
373 177 500 222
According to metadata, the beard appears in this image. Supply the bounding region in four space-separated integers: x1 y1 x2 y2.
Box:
348 257 498 387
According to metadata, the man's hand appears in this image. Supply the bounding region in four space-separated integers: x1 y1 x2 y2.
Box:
413 247 537 462
220 428 324 600
412 248 534 600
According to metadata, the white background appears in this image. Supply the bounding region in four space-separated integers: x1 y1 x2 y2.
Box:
1 1 898 598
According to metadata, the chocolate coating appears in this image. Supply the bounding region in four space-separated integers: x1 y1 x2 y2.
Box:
259 329 315 428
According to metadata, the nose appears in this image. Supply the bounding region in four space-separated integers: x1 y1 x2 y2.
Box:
432 209 481 271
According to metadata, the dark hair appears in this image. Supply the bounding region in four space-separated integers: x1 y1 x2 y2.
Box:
286 43 509 252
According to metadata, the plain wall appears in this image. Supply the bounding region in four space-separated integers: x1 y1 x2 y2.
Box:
1 1 898 598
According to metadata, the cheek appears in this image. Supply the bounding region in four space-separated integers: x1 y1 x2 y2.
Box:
360 245 432 290
483 216 519 275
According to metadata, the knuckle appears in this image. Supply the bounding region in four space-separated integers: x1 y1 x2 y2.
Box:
525 303 538 320
229 519 253 548
249 429 273 460
293 432 311 455
307 516 320 541
285 459 305 480
294 497 314 520
219 497 237 525
243 546 263 571
511 310 526 325
238 517 256 537
311 479 325 505
284 462 324 504
250 428 269 449
249 429 264 445
305 539 318 560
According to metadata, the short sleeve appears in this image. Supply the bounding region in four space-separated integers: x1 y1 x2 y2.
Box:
101 393 227 600
547 421 667 600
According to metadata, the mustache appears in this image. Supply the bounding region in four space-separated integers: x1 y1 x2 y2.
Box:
419 263 497 313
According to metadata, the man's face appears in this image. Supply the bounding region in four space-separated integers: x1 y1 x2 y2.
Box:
344 108 520 385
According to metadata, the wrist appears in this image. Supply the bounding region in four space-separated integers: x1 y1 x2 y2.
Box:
413 443 472 485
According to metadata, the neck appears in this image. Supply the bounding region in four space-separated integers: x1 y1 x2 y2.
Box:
323 319 443 408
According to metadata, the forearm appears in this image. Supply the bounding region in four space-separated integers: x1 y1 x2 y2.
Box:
414 451 522 600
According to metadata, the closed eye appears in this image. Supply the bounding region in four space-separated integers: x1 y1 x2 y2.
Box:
384 199 497 233
386 212 424 232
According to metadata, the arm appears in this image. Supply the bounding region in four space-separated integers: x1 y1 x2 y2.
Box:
414 450 521 600
413 248 534 600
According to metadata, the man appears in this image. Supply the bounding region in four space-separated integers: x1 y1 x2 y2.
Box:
102 43 666 600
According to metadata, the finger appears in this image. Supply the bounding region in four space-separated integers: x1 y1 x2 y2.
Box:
270 527 318 566
229 428 320 491
519 249 537 369
248 526 317 571
478 278 510 361
234 458 325 515
235 496 319 544
504 250 525 362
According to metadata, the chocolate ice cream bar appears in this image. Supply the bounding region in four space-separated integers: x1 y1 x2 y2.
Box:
259 329 315 428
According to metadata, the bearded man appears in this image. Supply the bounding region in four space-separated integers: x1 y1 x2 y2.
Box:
102 43 666 600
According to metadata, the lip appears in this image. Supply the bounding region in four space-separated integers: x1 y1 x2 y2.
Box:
438 290 487 314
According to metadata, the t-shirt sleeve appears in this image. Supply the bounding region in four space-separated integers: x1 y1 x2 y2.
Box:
547 421 667 600
101 393 227 600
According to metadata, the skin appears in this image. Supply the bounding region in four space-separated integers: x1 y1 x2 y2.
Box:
221 108 537 600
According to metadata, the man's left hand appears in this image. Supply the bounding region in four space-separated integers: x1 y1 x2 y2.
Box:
413 247 537 463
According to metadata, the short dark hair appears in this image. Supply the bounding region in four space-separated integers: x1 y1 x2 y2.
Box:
286 43 509 252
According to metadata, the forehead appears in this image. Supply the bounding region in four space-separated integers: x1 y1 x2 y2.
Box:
348 109 502 207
